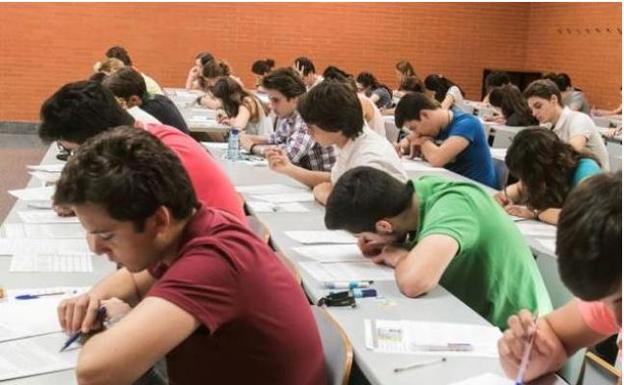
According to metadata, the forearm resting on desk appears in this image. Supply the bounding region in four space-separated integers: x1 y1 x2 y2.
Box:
89 268 155 306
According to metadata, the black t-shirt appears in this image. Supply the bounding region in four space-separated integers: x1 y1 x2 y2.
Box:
141 94 190 134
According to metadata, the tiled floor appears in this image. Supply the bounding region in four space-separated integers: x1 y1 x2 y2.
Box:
0 134 47 221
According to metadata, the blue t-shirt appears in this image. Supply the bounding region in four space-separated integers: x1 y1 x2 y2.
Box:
435 108 499 189
571 158 601 186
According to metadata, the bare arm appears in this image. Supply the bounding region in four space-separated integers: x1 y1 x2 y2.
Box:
265 148 330 188
568 135 588 153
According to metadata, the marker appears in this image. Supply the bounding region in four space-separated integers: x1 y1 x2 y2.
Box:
394 357 446 373
324 281 372 289
411 343 474 352
351 288 377 298
59 307 107 352
16 291 66 300
514 314 539 385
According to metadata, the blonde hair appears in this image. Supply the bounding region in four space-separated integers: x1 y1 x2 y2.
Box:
93 58 125 75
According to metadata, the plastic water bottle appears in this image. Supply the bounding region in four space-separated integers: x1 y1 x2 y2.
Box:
227 128 241 160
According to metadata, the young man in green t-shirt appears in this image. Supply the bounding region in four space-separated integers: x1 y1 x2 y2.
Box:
325 166 552 329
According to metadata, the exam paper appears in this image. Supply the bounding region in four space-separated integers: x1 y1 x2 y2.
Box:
2 223 85 239
534 237 556 254
26 200 54 210
490 148 508 160
200 142 229 151
448 373 513 385
284 230 357 244
235 183 307 195
292 244 365 263
299 261 395 282
0 297 63 342
246 201 309 213
10 252 93 273
0 238 91 256
28 171 61 184
251 192 315 203
364 319 502 358
516 222 557 238
27 164 66 173
8 186 55 201
18 210 80 224
401 159 445 172
0 333 79 381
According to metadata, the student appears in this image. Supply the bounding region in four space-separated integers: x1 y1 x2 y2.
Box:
209 77 273 135
38 80 246 223
239 68 335 171
105 45 164 95
395 93 499 189
198 60 244 109
488 85 538 126
185 51 214 90
394 60 420 94
399 76 425 94
554 73 591 114
424 74 465 109
494 128 601 224
265 80 406 205
325 166 552 329
54 127 327 385
251 58 275 88
93 58 125 75
356 72 393 109
293 56 323 90
498 172 621 383
523 79 609 170
323 66 386 137
103 67 189 134
482 71 511 103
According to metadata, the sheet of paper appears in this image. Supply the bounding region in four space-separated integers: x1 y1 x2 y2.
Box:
516 222 557 238
490 148 508 160
201 142 229 151
0 297 64 342
448 373 514 385
246 201 309 213
0 238 91 256
28 171 61 183
292 244 365 263
2 223 85 239
251 192 315 203
299 261 395 282
401 159 444 172
27 164 66 173
285 230 357 244
240 159 268 167
8 186 55 201
18 210 80 224
235 183 307 195
534 237 556 253
364 319 502 358
10 252 93 272
26 200 54 210
0 333 79 381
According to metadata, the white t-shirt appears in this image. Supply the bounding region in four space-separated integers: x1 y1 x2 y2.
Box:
446 86 464 105
127 106 161 125
330 126 408 184
554 107 610 170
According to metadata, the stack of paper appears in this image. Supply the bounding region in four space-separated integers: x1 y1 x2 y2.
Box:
0 238 91 256
10 252 93 273
364 319 502 357
285 230 357 244
2 223 85 239
299 261 395 282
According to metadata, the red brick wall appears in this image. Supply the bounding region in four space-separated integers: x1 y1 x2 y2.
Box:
525 3 622 110
0 3 619 121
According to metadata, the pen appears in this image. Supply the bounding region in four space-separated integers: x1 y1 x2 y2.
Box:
329 288 377 298
514 314 539 385
394 357 446 373
411 343 474 352
325 281 373 289
59 307 107 352
16 291 66 300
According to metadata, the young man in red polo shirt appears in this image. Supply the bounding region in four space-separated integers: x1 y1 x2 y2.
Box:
55 127 326 385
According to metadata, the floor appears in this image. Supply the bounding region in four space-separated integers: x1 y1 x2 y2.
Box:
0 134 47 221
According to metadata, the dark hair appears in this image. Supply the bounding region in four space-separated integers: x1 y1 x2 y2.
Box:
196 52 214 66
488 85 536 126
505 128 596 211
325 166 415 233
356 72 392 96
424 74 465 102
261 68 306 99
556 73 572 90
323 66 351 79
102 67 148 101
54 126 197 231
294 56 316 76
105 46 132 66
394 92 441 128
523 79 563 106
202 60 230 79
395 60 416 77
209 76 257 119
251 58 275 76
399 76 425 93
485 71 511 90
39 81 134 145
557 172 622 301
89 72 107 83
297 80 363 139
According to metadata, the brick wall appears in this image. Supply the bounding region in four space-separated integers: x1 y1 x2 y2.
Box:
0 3 620 121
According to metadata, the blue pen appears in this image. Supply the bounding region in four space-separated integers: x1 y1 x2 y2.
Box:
514 313 539 385
59 307 107 352
15 291 66 300
325 281 373 289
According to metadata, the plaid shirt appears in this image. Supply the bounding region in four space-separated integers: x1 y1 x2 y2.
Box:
266 112 336 171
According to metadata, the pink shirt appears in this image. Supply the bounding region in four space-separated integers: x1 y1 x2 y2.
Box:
577 299 620 336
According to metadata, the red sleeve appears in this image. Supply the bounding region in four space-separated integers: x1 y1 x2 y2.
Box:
146 250 240 334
